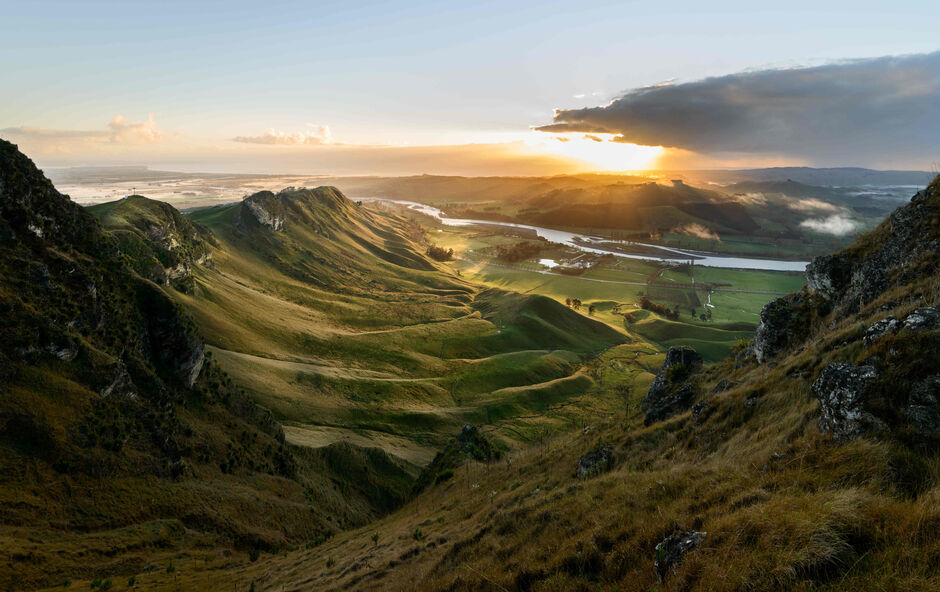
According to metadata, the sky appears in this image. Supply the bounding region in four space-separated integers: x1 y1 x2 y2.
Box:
1 0 939 174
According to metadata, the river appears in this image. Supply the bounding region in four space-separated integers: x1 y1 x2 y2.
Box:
361 198 810 272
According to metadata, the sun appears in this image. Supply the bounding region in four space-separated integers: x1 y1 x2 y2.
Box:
530 132 664 171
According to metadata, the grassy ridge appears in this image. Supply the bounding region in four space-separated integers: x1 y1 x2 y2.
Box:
165 191 630 459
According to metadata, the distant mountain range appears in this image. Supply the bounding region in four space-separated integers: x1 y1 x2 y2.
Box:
665 166 935 187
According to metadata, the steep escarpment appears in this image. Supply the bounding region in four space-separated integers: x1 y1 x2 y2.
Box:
201 185 445 294
747 178 940 443
0 141 413 590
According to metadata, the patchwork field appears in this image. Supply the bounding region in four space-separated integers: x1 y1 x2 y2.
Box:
421 222 805 362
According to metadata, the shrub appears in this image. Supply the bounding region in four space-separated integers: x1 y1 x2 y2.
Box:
640 296 680 320
434 468 454 484
426 245 454 261
664 363 690 383
495 241 542 262
732 338 749 354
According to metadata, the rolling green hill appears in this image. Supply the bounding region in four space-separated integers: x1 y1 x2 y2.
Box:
114 177 940 592
92 185 629 467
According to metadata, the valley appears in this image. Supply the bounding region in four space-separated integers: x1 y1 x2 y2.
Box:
5 6 940 592
2 142 938 592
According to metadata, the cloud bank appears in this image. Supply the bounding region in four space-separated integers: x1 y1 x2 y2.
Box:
233 125 332 145
536 52 940 164
2 114 164 145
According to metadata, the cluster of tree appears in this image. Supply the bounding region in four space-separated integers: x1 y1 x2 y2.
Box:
495 241 543 263
426 245 454 261
564 298 597 315
639 296 681 320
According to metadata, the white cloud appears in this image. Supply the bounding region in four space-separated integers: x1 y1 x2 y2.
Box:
107 113 163 143
233 124 332 145
1 113 165 146
800 214 859 235
788 197 840 213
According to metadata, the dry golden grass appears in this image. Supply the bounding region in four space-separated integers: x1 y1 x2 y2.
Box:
71 299 939 591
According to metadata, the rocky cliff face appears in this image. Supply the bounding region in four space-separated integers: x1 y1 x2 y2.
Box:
0 140 213 454
237 186 359 234
750 180 940 364
90 195 214 290
806 186 940 314
746 178 940 443
0 141 333 588
240 190 287 231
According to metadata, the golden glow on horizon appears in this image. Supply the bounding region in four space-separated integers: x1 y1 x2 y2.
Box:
528 132 664 171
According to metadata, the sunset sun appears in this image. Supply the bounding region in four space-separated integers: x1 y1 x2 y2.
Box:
533 132 664 171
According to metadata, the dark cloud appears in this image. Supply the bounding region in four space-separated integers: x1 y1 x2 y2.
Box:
535 53 940 162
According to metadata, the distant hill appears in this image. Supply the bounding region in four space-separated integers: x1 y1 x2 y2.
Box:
671 166 935 187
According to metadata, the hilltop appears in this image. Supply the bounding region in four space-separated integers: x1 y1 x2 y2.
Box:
87 195 214 291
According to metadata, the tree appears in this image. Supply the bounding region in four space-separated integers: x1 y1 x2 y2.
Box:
565 298 572 307
426 245 454 261
588 304 596 316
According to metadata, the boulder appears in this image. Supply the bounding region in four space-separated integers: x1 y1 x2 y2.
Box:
575 444 613 478
654 530 706 581
864 316 901 345
904 376 940 434
710 379 734 396
642 346 702 425
805 252 853 302
813 362 885 441
645 383 696 426
749 292 813 363
902 307 940 332
691 401 712 424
